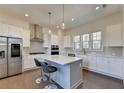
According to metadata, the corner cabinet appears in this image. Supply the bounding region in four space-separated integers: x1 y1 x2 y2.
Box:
64 35 72 48
104 24 122 46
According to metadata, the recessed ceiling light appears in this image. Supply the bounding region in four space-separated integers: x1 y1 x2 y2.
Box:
25 14 29 17
95 6 100 10
71 18 74 21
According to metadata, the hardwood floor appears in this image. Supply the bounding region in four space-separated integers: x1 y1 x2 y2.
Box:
0 69 123 89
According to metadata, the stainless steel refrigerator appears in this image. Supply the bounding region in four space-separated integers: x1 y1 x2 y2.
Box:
0 36 22 79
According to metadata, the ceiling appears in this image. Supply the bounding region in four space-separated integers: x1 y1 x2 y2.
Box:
0 4 122 30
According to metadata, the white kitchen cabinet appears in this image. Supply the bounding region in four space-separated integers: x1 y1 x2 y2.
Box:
43 34 49 47
108 58 123 77
0 23 8 36
82 54 123 79
87 55 97 70
64 35 72 48
104 24 122 46
0 22 30 47
97 56 109 73
23 55 31 70
22 29 30 47
51 34 58 45
23 55 37 70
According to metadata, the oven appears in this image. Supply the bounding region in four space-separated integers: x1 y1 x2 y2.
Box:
51 45 59 55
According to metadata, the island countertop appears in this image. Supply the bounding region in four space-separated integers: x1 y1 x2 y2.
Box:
30 54 83 88
36 54 82 65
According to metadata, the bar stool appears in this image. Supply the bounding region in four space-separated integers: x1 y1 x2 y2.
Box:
34 58 48 84
40 62 58 89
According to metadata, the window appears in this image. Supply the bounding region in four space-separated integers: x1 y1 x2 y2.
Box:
73 35 80 50
92 32 102 49
82 34 90 49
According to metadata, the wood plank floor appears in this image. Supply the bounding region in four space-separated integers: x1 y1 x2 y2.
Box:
0 69 123 89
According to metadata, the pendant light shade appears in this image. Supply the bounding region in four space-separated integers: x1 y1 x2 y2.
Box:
61 4 65 29
48 12 52 33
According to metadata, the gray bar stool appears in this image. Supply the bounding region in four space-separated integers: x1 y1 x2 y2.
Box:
34 58 48 84
40 61 58 89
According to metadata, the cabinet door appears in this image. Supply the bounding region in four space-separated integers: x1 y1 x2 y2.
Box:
23 55 31 69
43 34 49 47
108 58 122 77
97 56 109 73
22 29 30 47
0 23 9 36
51 34 58 45
88 56 97 70
105 24 122 46
64 35 72 48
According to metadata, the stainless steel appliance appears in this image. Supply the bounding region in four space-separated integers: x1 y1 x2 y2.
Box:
51 45 59 55
0 36 22 79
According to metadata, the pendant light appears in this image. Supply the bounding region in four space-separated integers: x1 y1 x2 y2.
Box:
48 12 52 33
61 4 65 29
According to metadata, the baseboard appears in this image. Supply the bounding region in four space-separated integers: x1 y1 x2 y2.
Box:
71 79 83 89
23 67 39 72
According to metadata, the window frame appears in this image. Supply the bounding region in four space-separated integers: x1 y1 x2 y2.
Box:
73 35 81 50
82 34 90 49
90 31 103 51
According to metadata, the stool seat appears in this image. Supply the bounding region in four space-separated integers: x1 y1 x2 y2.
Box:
34 58 48 84
46 66 58 73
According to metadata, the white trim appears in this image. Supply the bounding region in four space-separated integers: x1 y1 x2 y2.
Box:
71 79 83 89
23 67 39 72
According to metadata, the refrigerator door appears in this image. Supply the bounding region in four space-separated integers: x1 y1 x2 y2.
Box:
0 37 7 79
8 37 22 76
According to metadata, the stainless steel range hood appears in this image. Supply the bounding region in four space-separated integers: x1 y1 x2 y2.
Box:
30 24 43 42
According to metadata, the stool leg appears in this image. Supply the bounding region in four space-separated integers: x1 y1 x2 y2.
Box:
35 69 48 84
44 73 58 89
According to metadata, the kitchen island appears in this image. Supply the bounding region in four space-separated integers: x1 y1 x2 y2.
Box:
36 54 83 89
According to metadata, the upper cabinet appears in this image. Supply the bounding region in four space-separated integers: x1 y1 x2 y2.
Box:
42 28 50 48
43 34 49 47
0 22 30 47
104 23 122 46
64 35 72 48
22 29 30 47
51 34 59 45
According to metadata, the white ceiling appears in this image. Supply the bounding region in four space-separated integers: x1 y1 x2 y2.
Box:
0 4 121 30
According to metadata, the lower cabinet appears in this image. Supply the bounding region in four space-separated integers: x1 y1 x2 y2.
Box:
88 56 97 70
108 58 123 77
23 55 36 70
97 56 109 74
82 55 124 79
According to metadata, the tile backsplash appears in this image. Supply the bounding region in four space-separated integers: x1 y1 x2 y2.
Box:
64 47 123 57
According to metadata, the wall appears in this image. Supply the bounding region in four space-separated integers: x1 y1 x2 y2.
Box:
30 42 47 53
64 11 123 57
